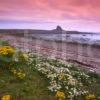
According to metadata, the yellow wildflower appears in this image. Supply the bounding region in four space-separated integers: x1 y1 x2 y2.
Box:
17 72 26 79
19 53 28 61
11 68 17 75
85 94 96 100
0 46 14 56
55 91 65 100
59 73 66 80
22 53 28 60
1 94 11 100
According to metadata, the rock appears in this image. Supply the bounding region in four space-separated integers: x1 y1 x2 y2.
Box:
52 25 64 34
56 25 63 31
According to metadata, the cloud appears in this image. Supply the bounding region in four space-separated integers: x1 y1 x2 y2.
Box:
0 0 100 31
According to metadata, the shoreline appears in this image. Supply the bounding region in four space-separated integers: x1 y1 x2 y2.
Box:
0 34 100 74
1 33 100 47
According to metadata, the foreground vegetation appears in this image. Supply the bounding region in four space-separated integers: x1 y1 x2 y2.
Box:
0 40 100 100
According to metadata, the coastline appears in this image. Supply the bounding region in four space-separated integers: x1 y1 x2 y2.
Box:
0 34 100 74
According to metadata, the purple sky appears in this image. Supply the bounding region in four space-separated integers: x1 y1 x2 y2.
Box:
0 0 100 32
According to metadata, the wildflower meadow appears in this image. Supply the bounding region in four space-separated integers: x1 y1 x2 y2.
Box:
0 40 100 100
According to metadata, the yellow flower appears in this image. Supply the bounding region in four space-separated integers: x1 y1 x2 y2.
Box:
59 73 66 80
85 94 96 100
17 72 26 79
19 53 29 61
0 46 14 56
55 91 65 99
11 68 17 75
1 95 11 100
1 52 8 55
22 53 28 60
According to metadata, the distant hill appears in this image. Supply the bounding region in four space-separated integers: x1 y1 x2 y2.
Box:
0 26 95 37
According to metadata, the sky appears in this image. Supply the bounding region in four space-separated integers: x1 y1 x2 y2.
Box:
0 0 100 32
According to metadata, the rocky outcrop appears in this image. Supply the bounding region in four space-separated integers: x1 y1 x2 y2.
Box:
56 25 63 31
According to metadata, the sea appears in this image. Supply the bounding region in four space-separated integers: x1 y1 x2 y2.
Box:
31 33 100 45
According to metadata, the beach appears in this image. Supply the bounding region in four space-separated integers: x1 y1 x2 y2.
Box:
0 34 100 73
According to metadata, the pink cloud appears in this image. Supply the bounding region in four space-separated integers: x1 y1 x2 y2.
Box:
0 0 100 31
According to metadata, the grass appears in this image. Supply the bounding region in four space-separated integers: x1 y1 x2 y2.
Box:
0 40 9 46
0 65 56 100
0 55 100 100
0 43 100 100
